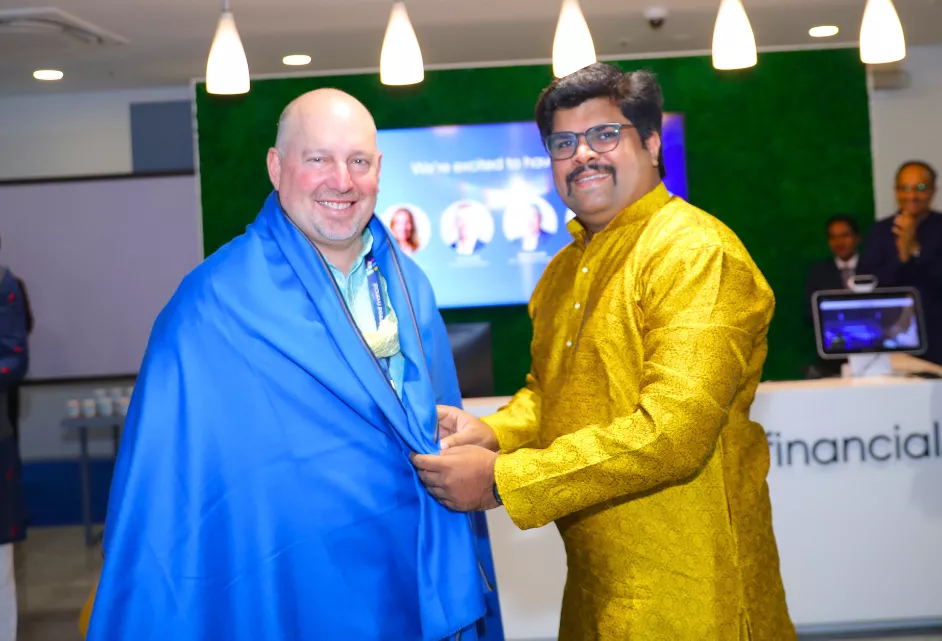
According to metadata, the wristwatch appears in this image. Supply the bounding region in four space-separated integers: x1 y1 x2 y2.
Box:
492 483 503 506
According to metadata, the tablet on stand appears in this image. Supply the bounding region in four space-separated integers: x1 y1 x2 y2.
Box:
811 276 927 379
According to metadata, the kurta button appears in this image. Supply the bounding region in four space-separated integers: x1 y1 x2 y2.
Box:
566 340 573 347
574 303 581 310
582 267 589 274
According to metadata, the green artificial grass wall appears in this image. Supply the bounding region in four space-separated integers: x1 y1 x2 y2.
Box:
195 48 874 391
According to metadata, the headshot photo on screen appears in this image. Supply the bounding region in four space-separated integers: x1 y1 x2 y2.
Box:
441 200 495 256
379 204 432 256
502 198 559 254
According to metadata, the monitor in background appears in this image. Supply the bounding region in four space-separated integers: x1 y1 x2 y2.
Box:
445 322 494 398
812 288 927 359
376 117 688 309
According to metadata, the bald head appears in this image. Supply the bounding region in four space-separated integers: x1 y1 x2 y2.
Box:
267 88 382 259
274 88 377 156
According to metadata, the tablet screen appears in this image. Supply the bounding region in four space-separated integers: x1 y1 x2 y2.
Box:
813 288 927 357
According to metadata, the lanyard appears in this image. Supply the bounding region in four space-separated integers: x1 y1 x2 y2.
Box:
364 250 392 383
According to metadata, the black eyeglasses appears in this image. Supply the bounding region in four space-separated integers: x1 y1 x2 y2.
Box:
896 183 933 193
544 123 633 160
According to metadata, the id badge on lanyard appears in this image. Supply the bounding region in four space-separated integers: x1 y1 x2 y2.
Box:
365 251 392 383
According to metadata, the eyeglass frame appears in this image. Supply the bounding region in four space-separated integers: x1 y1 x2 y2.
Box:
896 183 934 193
543 122 636 161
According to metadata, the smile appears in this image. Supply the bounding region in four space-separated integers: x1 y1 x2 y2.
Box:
575 173 610 184
317 201 353 210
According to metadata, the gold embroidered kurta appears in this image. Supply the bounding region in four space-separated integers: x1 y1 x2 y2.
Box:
484 184 795 640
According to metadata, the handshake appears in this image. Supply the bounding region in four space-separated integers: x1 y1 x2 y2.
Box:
410 406 502 512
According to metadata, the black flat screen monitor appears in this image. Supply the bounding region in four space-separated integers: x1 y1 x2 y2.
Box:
445 322 494 398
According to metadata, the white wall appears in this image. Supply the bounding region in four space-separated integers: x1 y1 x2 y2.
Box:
869 44 942 219
2 175 203 381
0 86 190 181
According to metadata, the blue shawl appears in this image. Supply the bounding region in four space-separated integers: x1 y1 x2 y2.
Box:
87 193 499 640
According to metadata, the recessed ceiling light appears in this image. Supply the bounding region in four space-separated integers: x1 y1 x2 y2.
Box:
809 25 839 38
33 69 63 81
282 54 311 66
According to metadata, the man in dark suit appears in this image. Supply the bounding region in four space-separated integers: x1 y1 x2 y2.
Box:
806 214 861 305
859 161 942 365
804 215 861 377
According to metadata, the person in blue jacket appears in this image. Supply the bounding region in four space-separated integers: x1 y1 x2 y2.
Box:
84 89 502 641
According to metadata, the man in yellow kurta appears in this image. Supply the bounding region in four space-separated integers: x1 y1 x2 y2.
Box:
412 63 796 639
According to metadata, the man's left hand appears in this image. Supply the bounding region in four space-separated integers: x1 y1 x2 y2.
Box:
411 446 500 512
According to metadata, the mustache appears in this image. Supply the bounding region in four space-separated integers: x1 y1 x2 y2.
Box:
566 163 616 195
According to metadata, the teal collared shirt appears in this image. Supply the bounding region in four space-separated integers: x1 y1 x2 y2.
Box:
325 229 405 398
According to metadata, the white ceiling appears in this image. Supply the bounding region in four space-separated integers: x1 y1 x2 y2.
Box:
2 0 941 97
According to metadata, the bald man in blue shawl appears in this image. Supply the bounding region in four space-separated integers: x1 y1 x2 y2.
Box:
84 89 501 641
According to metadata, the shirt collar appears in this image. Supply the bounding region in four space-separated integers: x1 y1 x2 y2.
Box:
566 182 672 245
834 253 858 270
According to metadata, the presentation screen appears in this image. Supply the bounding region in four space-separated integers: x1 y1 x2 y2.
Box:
375 117 688 308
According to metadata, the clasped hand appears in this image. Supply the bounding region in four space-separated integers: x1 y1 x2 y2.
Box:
410 405 501 512
893 212 921 262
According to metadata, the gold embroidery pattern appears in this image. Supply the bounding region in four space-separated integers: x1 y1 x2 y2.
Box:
485 184 796 640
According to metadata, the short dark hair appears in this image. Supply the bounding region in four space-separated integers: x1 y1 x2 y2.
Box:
535 63 666 179
826 214 861 236
896 160 937 186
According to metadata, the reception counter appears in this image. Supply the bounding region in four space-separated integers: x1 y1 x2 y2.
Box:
465 355 942 639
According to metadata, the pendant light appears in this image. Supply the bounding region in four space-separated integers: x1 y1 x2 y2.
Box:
860 0 906 64
552 0 596 78
711 0 757 71
206 0 249 95
380 2 424 86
